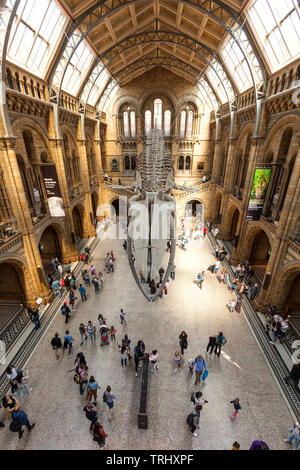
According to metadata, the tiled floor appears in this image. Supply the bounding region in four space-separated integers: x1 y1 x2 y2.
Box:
0 233 294 450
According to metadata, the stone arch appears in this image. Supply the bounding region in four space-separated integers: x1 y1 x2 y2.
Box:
241 224 272 279
91 191 99 220
176 94 203 114
0 257 35 306
110 197 120 217
112 95 140 115
276 263 300 316
213 192 222 221
184 198 204 217
38 223 65 273
225 205 241 241
139 88 176 114
11 117 52 162
262 114 300 156
72 204 84 239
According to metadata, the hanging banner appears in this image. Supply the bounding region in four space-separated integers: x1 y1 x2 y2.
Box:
246 168 272 221
41 165 65 217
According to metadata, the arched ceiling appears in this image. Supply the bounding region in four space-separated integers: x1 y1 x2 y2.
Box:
59 0 245 82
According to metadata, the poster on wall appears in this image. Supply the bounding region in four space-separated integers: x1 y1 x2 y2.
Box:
246 168 272 221
41 165 65 217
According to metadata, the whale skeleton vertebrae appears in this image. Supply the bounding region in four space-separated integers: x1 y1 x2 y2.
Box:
110 128 197 301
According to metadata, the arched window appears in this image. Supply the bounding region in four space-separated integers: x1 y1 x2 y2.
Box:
154 99 162 129
186 111 194 137
180 111 186 137
145 110 152 136
130 111 136 138
131 156 136 170
124 156 130 170
164 110 171 137
123 111 129 138
178 156 184 170
185 156 191 170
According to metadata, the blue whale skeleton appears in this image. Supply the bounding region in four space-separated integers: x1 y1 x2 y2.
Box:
107 129 199 301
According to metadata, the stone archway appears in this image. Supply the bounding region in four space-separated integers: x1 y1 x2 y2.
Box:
230 208 240 241
0 260 29 328
111 198 119 217
185 199 203 217
249 230 271 281
72 205 84 239
39 225 62 274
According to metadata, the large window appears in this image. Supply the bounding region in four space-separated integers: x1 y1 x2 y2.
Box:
206 67 227 104
179 107 194 138
221 35 253 92
153 99 162 129
145 110 152 136
62 40 95 96
164 110 171 137
87 68 110 106
7 0 67 77
123 112 130 138
247 0 300 71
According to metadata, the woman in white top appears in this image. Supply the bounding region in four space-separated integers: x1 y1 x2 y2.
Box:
149 350 158 372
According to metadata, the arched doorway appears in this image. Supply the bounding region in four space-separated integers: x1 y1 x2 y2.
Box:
250 230 271 280
39 225 62 274
72 206 83 238
286 274 300 317
91 192 98 220
185 200 203 217
0 261 26 328
111 199 119 217
230 209 240 241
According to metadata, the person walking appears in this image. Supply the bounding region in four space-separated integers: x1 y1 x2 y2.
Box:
214 331 226 357
69 289 76 311
92 420 108 449
92 276 100 293
15 370 31 400
11 407 35 439
134 340 145 376
179 331 188 355
83 403 98 431
63 330 74 356
213 260 221 275
197 271 205 289
79 323 88 345
103 385 116 421
206 335 217 355
250 283 259 301
78 284 87 302
187 404 202 437
86 376 101 404
192 355 207 385
120 309 127 326
61 302 71 323
174 351 184 372
149 350 158 372
284 363 300 391
78 367 88 396
109 326 116 342
74 352 88 370
230 398 241 420
51 333 62 360
120 345 129 366
159 267 165 283
87 321 96 343
284 422 300 450
6 365 18 394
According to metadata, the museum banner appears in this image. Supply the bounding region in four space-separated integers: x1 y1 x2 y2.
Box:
246 167 272 221
41 165 65 217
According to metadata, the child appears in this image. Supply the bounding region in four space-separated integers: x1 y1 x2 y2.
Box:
230 398 241 420
109 326 116 342
174 351 184 372
149 350 158 372
188 359 194 375
229 297 236 313
120 309 127 326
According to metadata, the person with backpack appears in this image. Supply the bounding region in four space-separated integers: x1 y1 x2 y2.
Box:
79 323 88 345
120 344 130 367
134 340 145 376
86 376 101 404
206 335 217 355
61 302 71 324
83 403 98 431
92 420 108 449
74 352 88 371
197 272 205 289
191 391 208 407
230 398 241 420
69 289 76 311
11 408 35 439
63 330 74 356
103 385 116 421
100 324 109 346
214 331 226 357
78 367 88 395
179 331 188 355
87 321 96 343
187 404 202 437
192 355 207 385
78 283 87 302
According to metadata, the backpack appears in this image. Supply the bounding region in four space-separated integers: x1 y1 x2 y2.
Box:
190 392 195 404
73 373 80 384
186 413 194 427
10 419 20 432
222 337 227 345
61 306 67 315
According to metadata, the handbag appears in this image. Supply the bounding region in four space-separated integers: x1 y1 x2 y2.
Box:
202 369 208 381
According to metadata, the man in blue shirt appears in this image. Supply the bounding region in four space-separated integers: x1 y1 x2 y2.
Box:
78 284 87 302
192 355 206 385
